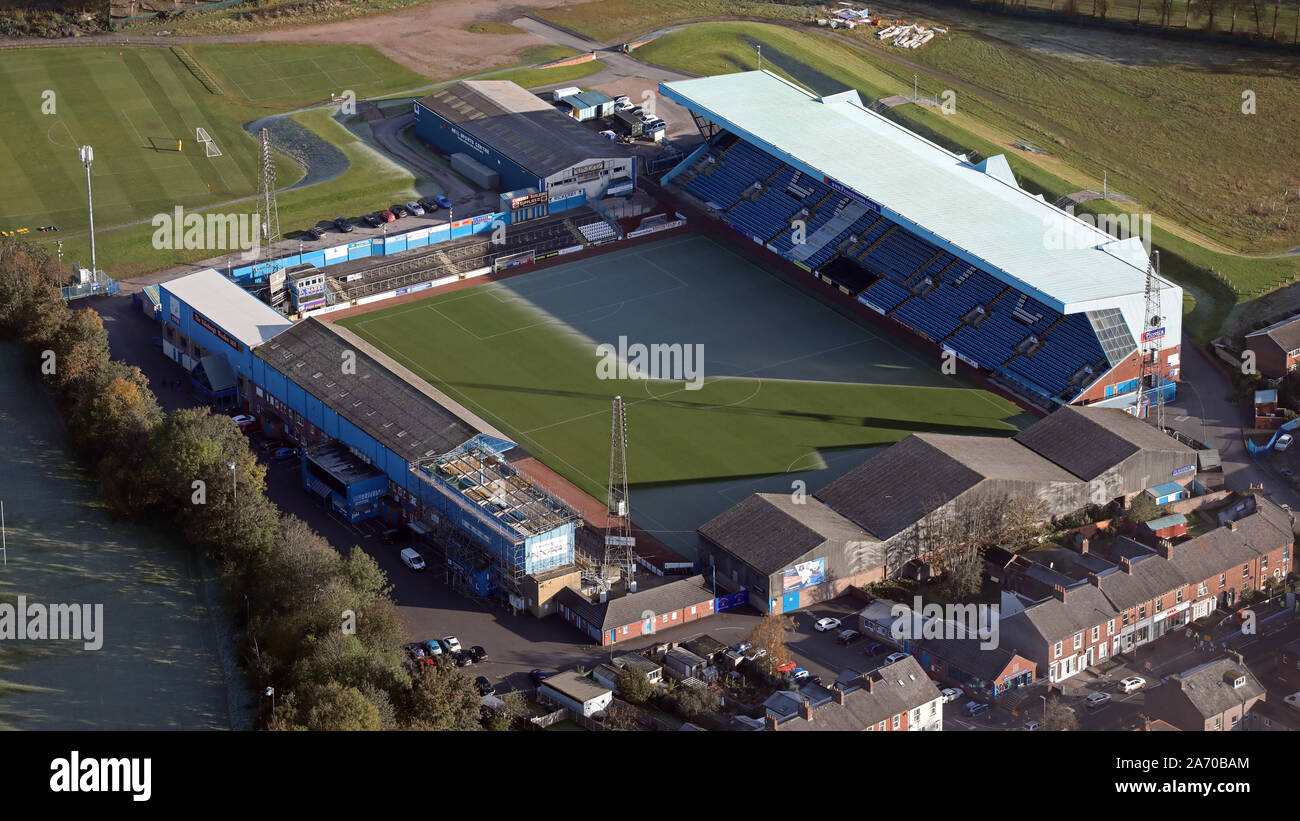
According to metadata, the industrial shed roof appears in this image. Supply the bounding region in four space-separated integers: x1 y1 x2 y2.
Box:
697 493 874 574
659 71 1177 310
253 318 502 464
1013 406 1195 481
416 80 626 178
161 268 293 350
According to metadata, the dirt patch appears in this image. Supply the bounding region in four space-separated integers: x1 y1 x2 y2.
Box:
250 0 579 79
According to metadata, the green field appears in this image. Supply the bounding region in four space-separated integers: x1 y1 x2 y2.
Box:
338 233 1024 501
188 42 430 106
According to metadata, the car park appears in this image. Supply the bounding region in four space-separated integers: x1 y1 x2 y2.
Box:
864 642 885 656
400 548 426 571
470 646 487 662
884 652 909 665
390 204 409 218
1085 692 1112 709
405 642 433 665
814 617 842 632
941 687 963 704
440 636 463 655
379 210 396 223
333 217 353 233
452 650 473 667
1284 692 1300 712
775 660 796 674
418 198 439 211
433 195 452 209
475 676 495 696
788 668 810 683
1022 720 1042 731
362 213 382 228
1277 433 1294 451
1119 676 1146 694
421 640 443 658
305 226 325 240
963 701 990 717
405 201 425 216
836 629 862 645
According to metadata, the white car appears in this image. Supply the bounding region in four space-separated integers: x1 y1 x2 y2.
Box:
399 548 425 571
814 617 842 632
941 687 964 704
440 636 463 654
1022 720 1042 731
884 652 909 665
1119 676 1146 694
1276 433 1294 451
1284 692 1300 712
231 413 256 427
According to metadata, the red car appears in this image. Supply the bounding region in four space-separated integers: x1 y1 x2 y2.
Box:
379 210 396 223
775 660 796 674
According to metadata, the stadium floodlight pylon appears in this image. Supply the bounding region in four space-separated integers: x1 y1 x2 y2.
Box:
604 395 634 586
255 127 280 281
1137 252 1166 430
195 127 222 158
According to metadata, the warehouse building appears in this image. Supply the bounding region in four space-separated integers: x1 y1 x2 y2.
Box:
557 89 615 122
303 441 388 522
157 268 293 408
413 80 635 218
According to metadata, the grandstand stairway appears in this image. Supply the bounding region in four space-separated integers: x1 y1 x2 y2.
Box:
791 202 871 263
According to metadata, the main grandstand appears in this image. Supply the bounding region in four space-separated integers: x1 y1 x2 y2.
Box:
658 71 1182 412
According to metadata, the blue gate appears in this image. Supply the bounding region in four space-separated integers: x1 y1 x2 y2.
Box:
715 589 748 612
782 591 800 612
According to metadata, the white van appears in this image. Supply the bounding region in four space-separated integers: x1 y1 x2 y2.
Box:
599 130 617 141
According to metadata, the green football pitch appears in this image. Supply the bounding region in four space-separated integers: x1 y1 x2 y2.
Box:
338 233 1026 502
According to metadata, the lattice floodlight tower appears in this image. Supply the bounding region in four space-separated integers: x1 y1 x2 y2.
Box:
604 395 634 585
196 127 222 158
1137 251 1166 431
256 127 280 282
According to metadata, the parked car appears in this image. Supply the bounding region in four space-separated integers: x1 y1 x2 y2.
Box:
864 642 885 656
379 210 396 223
1085 692 1112 709
390 204 409 218
452 650 473 667
405 201 425 216
788 668 810 683
305 226 325 240
231 413 257 429
747 647 768 659
814 617 842 632
1119 676 1146 694
1277 433 1294 451
400 548 425 571
362 213 382 228
470 645 487 662
1284 692 1300 712
433 195 452 209
333 216 354 233
418 198 440 211
440 636 463 655
1022 720 1042 731
421 640 443 657
775 660 796 674
884 652 909 665
613 94 630 105
529 669 550 686
941 687 964 704
381 528 402 544
405 643 432 665
836 628 862 645
963 701 990 717
732 641 752 654
474 676 495 696
271 446 299 461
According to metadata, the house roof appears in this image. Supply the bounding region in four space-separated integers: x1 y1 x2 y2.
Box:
556 576 715 632
768 657 942 731
697 492 873 574
539 671 611 705
1245 314 1300 354
999 582 1117 645
1166 657 1265 719
681 635 728 659
664 647 708 669
416 80 626 178
1013 406 1195 481
914 636 1029 683
814 433 1072 541
1093 553 1189 613
161 268 294 350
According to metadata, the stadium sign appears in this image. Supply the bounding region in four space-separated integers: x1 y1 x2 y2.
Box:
1171 464 1195 476
1142 327 1166 343
510 191 548 210
193 310 243 353
822 176 881 213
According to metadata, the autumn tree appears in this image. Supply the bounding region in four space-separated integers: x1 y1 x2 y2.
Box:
747 612 796 676
1043 697 1079 731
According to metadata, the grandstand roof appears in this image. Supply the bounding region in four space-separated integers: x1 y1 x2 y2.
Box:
697 493 876 574
659 71 1172 310
160 268 293 350
416 80 626 179
1013 406 1195 480
253 319 509 464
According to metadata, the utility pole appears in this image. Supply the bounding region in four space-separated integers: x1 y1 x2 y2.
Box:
79 145 97 278
2 500 7 566
755 44 762 70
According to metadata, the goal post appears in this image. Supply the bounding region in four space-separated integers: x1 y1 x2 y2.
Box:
195 127 222 158
492 250 535 272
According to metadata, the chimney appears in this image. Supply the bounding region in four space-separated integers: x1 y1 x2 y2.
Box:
1155 539 1174 560
1076 535 1090 554
764 713 778 731
1087 572 1101 587
798 699 814 722
832 686 846 705
1053 583 1068 603
1227 520 1238 532
1118 557 1132 574
861 673 876 693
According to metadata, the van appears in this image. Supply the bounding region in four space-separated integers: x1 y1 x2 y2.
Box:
613 94 630 105
599 130 617 141
551 86 581 102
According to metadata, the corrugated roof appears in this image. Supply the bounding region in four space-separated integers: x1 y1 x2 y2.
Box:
659 71 1178 309
416 80 626 178
698 493 875 574
1013 406 1194 480
161 268 293 349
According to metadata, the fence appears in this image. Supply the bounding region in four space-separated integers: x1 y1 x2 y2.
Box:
62 279 120 301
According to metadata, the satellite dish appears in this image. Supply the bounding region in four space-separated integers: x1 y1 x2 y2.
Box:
1150 316 1162 327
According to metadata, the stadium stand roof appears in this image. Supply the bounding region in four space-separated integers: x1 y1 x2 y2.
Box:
659 71 1170 309
1012 405 1195 481
416 81 626 178
698 493 875 573
253 318 510 464
161 268 293 349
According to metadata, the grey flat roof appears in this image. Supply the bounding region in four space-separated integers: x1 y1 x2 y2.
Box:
416 80 627 179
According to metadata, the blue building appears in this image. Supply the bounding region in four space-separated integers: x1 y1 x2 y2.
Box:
303 441 389 522
558 89 615 122
412 80 634 219
157 269 294 408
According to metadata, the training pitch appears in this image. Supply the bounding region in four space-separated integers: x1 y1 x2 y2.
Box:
339 233 1026 508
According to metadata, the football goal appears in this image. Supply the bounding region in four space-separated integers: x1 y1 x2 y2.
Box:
196 127 222 158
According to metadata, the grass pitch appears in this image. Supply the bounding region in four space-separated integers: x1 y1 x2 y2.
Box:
338 233 1024 502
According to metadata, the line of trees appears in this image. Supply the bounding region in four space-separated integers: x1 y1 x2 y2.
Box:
0 236 488 731
972 0 1300 41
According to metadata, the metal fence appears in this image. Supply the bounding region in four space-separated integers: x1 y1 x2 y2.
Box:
62 279 120 301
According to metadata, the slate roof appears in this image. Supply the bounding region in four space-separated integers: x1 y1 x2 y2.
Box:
555 576 715 632
999 582 1117 645
1246 314 1300 354
767 656 942 731
1166 657 1266 719
697 492 873 574
1013 406 1195 480
915 636 1029 683
1093 553 1189 613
